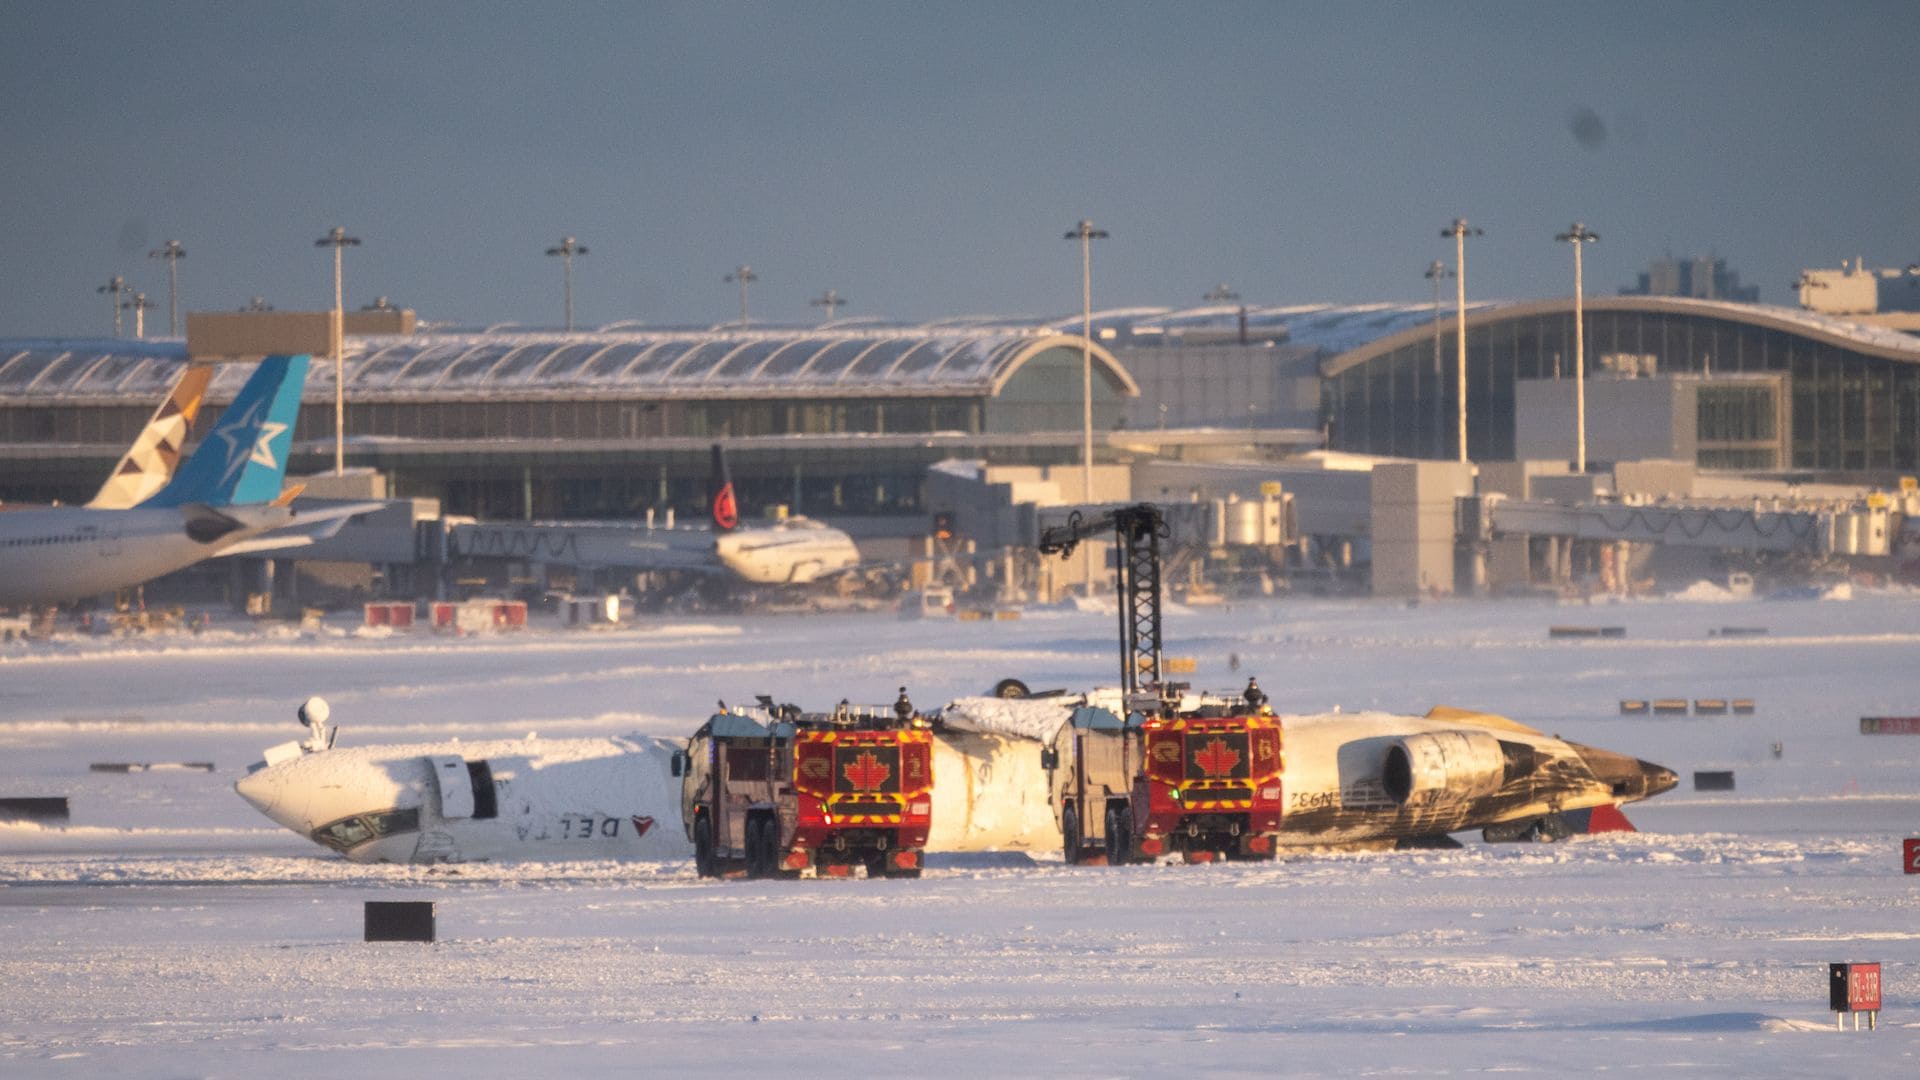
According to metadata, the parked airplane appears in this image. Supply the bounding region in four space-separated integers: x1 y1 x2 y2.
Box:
440 444 865 593
233 690 1674 864
706 444 862 585
0 354 367 607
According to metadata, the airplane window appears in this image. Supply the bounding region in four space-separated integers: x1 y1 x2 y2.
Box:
367 807 421 837
466 761 498 820
312 816 375 852
310 807 421 852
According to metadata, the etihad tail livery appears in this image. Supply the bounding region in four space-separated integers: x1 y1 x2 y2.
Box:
85 364 215 509
0 354 314 607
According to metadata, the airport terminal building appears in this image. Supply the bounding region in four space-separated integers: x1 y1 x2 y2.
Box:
3 294 1917 529
0 323 1166 521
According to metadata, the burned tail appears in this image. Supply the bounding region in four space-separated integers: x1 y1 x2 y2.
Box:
709 442 738 533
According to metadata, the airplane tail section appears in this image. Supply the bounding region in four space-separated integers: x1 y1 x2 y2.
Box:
86 364 215 509
709 442 739 533
144 354 310 509
1561 804 1637 834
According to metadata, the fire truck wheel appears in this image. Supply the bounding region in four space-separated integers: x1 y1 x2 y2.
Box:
743 817 766 878
882 864 922 879
693 815 716 878
1105 804 1132 864
1061 804 1082 865
992 678 1031 700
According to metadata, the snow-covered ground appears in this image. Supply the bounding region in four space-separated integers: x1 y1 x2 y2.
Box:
3 593 1917 1075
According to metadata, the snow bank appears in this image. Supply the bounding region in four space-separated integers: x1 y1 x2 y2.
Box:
1670 579 1738 602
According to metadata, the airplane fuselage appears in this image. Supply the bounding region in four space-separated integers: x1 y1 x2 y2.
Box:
0 504 291 606
712 517 861 585
1266 710 1674 847
236 705 1674 864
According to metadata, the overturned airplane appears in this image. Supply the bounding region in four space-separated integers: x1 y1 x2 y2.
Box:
234 690 1674 865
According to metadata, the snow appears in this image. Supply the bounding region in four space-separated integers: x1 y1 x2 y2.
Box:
5 594 1920 1075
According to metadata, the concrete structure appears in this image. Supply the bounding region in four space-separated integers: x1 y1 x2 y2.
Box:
1796 259 1920 332
1369 461 1474 597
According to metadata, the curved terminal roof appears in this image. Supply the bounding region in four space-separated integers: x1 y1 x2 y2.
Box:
1318 295 1920 378
0 326 1137 403
6 297 1916 403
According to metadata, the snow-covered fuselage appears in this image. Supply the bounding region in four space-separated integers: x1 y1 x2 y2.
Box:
1266 707 1676 848
235 703 1673 863
235 734 686 863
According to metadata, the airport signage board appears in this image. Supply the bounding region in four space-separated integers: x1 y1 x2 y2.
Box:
1905 838 1920 875
1830 963 1882 1013
1860 716 1920 734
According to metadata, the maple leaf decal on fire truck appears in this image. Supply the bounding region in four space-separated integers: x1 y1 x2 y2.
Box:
1193 737 1242 778
843 750 892 791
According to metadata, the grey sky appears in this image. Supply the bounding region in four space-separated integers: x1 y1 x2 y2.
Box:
3 1 1916 337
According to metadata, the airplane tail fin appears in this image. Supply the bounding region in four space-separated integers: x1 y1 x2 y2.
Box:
1561 804 1637 834
85 364 215 509
709 442 739 533
143 354 310 509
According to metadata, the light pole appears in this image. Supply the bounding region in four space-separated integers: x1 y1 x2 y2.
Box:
1065 218 1108 596
1204 282 1248 345
124 293 154 339
1556 223 1600 472
1440 219 1482 462
316 227 361 474
545 236 588 331
810 289 846 322
1424 260 1454 458
97 275 128 337
725 265 757 327
148 240 186 335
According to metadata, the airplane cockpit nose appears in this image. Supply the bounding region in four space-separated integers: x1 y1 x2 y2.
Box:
233 767 281 815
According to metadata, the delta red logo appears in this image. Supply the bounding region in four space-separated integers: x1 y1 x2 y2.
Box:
843 751 891 791
1193 737 1242 778
712 482 739 531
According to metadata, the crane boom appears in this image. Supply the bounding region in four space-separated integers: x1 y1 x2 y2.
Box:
1037 504 1169 696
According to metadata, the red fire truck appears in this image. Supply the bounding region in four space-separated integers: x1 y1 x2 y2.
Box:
1036 504 1285 864
674 694 934 879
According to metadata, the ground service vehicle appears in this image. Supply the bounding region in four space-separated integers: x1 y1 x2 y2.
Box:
674 693 934 879
1035 504 1285 864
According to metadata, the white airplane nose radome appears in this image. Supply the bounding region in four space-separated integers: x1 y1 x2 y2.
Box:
234 768 278 814
233 765 307 833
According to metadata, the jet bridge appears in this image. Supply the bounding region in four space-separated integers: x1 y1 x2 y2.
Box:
447 519 717 572
1484 497 1881 556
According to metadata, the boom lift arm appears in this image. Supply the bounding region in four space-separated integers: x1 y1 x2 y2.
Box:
1037 503 1169 696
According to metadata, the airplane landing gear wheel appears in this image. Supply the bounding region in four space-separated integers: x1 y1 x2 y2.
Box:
992 678 1031 700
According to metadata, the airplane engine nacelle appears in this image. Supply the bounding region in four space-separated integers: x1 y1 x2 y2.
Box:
1381 730 1508 807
